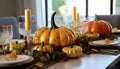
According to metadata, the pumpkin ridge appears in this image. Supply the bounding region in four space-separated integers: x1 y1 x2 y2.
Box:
58 28 69 47
49 29 60 47
60 26 76 41
33 27 48 44
87 22 93 33
40 29 51 44
92 22 102 33
60 27 74 43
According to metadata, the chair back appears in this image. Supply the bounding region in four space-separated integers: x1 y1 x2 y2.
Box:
96 15 120 29
0 16 20 39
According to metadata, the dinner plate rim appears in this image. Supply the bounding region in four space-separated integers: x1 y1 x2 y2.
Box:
0 55 34 67
12 39 25 43
0 55 32 64
89 39 120 46
112 29 120 33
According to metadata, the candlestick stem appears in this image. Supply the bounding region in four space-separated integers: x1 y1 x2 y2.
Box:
25 30 32 43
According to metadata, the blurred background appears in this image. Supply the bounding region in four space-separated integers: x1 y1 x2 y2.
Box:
0 0 120 28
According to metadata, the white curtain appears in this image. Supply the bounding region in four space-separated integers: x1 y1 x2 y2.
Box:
17 0 45 28
36 0 45 28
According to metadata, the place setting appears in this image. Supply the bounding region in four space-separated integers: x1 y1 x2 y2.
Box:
112 27 120 35
0 24 34 68
0 53 34 67
76 24 120 55
89 38 120 47
88 38 120 55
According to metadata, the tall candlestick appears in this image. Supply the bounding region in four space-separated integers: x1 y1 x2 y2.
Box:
24 8 32 47
76 13 79 21
72 6 76 21
76 12 79 27
25 8 31 31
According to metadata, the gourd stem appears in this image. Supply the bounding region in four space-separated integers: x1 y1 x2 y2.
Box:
42 42 44 47
70 43 73 48
51 11 58 29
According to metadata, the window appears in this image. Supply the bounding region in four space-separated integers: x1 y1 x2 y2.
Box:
88 0 110 20
46 0 120 26
47 0 86 26
113 0 120 14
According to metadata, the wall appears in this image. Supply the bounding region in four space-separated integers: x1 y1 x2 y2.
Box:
0 0 36 17
16 0 24 16
0 0 17 17
24 0 36 16
24 0 46 27
0 0 45 27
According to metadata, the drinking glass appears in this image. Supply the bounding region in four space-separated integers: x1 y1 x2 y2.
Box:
0 25 13 54
19 22 26 38
7 25 13 43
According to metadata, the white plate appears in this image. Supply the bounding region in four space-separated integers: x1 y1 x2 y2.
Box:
112 29 120 33
0 55 34 67
0 55 30 64
89 39 120 46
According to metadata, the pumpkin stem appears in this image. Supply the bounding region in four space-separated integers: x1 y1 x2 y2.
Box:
90 32 94 34
70 43 74 48
94 14 98 21
51 11 58 29
42 42 44 47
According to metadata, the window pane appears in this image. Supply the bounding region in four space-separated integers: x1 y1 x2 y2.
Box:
47 0 86 26
113 0 120 14
88 0 110 16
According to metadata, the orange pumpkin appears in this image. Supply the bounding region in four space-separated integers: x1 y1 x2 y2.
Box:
82 20 112 36
33 12 75 47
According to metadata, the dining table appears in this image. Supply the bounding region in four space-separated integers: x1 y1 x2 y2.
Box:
47 54 120 69
0 53 120 69
34 33 120 69
0 32 120 69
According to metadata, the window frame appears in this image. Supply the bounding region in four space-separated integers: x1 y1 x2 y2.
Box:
45 0 114 26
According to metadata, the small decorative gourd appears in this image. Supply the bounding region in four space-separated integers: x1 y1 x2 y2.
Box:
5 41 25 52
33 42 54 53
62 44 82 58
86 32 100 40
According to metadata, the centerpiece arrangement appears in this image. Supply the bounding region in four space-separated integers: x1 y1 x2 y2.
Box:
32 11 83 59
1 11 83 68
